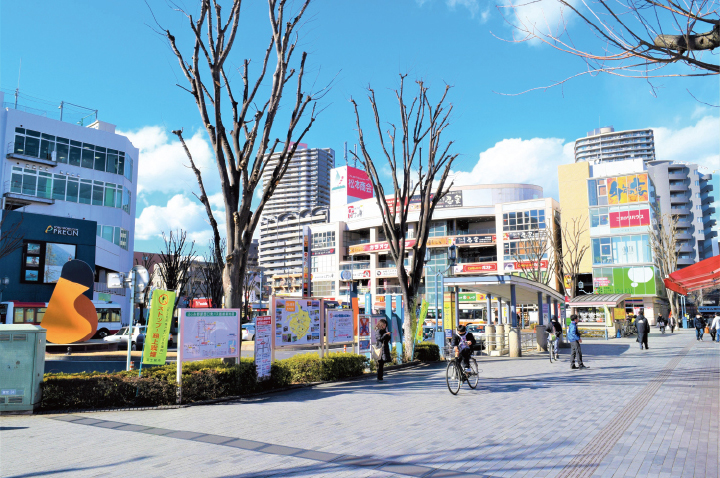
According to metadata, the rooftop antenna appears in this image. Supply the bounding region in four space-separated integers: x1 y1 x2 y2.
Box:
344 142 348 167
14 58 22 109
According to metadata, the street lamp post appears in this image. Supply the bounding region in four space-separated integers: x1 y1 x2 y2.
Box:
433 245 456 353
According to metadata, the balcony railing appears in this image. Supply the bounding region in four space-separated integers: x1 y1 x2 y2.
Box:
94 282 126 297
458 255 497 263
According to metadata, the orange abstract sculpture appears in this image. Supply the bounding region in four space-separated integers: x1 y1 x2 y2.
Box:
41 260 98 343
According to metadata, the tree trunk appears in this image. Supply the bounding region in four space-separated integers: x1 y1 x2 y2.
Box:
400 291 417 362
223 252 243 309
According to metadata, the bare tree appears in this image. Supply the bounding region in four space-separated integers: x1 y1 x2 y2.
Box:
242 269 260 322
499 0 719 94
198 239 225 309
509 230 554 285
157 231 198 309
134 253 158 325
351 75 458 361
550 215 590 299
157 0 321 312
649 213 680 319
0 214 23 262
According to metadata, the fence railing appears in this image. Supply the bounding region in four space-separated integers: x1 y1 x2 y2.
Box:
93 282 126 297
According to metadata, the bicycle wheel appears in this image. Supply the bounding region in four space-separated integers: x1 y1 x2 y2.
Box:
548 339 554 363
446 361 461 395
467 358 479 389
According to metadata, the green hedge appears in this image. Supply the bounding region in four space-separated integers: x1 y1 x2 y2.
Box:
40 353 368 411
414 342 440 362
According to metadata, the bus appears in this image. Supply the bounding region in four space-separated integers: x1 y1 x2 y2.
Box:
0 300 123 339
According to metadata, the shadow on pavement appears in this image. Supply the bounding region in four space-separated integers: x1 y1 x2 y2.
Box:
4 456 154 478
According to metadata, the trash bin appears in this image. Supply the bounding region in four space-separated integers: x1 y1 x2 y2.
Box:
0 325 46 413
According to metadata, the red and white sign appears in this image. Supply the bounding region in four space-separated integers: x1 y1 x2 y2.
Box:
504 260 549 271
352 269 371 279
609 209 650 229
593 277 610 286
376 268 398 277
191 298 212 308
347 166 373 200
348 239 416 254
456 263 498 273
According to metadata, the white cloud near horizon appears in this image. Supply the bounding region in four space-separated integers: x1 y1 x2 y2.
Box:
452 115 720 200
135 193 226 243
118 126 215 195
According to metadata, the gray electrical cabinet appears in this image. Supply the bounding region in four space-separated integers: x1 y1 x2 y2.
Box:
0 325 46 413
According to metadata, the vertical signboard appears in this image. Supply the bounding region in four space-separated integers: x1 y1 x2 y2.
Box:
302 226 311 298
273 298 322 346
254 316 272 381
327 309 354 344
143 289 176 365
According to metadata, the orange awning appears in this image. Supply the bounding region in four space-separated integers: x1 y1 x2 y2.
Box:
663 256 720 296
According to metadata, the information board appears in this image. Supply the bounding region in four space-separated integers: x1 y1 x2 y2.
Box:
358 314 385 353
254 316 272 381
273 298 322 346
180 309 240 361
327 309 354 344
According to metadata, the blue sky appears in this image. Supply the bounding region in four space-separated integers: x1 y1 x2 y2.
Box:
2 0 718 254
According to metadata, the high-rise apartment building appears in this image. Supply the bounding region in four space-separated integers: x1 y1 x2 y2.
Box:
700 171 718 260
575 127 656 163
258 146 334 282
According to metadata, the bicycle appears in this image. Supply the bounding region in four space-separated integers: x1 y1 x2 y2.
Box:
546 331 557 363
446 354 479 395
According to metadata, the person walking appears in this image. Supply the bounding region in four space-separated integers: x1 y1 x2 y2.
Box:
657 313 666 334
669 312 676 334
548 315 563 360
374 319 391 381
695 314 706 341
636 309 650 350
567 315 588 370
710 314 720 343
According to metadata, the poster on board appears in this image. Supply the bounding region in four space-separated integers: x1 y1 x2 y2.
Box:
254 316 272 381
180 309 239 362
274 298 322 346
327 309 354 344
358 314 386 353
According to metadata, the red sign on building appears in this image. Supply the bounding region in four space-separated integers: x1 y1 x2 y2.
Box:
609 209 650 228
459 263 498 273
347 166 373 200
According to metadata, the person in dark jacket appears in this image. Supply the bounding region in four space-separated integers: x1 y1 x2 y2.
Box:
669 312 676 334
636 310 649 350
451 324 476 372
548 316 563 359
375 318 392 381
657 314 666 334
695 314 706 341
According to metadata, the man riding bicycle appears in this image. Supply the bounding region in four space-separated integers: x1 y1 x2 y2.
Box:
548 316 562 360
451 324 476 373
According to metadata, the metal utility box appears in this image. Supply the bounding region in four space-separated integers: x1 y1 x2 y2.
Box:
0 325 46 413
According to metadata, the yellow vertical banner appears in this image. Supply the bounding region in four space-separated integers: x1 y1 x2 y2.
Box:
608 177 619 204
443 292 456 330
142 289 176 365
616 176 628 204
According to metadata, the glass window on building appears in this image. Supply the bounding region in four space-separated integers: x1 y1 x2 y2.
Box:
81 146 95 169
21 168 37 196
79 180 93 204
122 187 131 214
120 229 129 250
10 167 23 193
92 181 104 206
104 183 116 207
592 237 613 264
52 175 66 201
69 144 82 167
56 138 69 163
429 220 447 237
66 178 79 202
590 207 609 227
40 134 56 160
94 149 107 171
102 225 114 243
312 281 335 296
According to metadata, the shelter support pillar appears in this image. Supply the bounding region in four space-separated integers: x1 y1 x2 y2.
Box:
537 292 544 326
485 293 495 352
498 299 503 324
510 285 517 328
509 327 522 357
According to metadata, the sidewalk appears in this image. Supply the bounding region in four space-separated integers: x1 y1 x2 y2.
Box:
2 329 717 478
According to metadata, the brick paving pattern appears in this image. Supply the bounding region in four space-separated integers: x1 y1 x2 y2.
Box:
1 329 717 477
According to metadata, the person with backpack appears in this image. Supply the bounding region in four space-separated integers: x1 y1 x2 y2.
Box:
451 324 476 373
657 313 666 334
548 316 563 359
636 309 650 350
567 315 588 370
695 314 706 341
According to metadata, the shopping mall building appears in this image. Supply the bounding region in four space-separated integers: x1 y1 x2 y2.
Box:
272 180 560 321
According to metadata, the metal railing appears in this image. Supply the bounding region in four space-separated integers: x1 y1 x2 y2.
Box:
481 332 509 356
376 286 403 295
519 331 538 352
94 282 126 297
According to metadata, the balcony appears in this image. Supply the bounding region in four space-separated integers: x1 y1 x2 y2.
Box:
3 191 54 208
669 182 687 193
6 142 58 167
668 170 688 180
676 231 693 240
670 205 690 214
677 257 695 266
669 194 689 204
675 219 692 229
376 286 403 295
677 242 695 253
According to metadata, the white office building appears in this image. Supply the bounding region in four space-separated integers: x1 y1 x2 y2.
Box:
0 91 138 321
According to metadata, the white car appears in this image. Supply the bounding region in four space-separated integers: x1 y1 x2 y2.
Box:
103 325 145 351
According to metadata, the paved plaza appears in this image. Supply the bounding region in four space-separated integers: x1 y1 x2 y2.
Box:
1 329 718 478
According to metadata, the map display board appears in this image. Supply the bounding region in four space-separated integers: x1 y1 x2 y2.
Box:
327 309 354 344
254 316 272 381
273 298 322 346
179 309 239 361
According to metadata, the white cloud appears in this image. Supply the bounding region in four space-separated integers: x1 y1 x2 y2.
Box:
118 126 215 195
453 137 573 199
452 115 720 200
498 0 581 44
416 0 490 22
653 115 720 171
135 194 226 243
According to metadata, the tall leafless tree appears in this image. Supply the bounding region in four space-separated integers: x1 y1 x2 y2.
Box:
134 252 158 324
156 0 321 311
649 213 680 319
499 0 719 94
549 215 590 299
351 75 458 361
0 214 24 262
198 239 225 309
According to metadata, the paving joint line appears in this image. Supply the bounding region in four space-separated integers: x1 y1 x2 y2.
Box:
49 414 498 478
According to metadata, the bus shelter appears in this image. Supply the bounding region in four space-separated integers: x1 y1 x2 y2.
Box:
442 275 565 357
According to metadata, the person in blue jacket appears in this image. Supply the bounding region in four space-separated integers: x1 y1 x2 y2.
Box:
567 315 589 370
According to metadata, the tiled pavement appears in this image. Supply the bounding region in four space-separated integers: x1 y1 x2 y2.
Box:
1 329 717 478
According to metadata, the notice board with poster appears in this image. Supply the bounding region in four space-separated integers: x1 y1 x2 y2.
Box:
327 309 354 344
179 309 240 362
358 314 386 354
254 316 272 381
273 298 323 347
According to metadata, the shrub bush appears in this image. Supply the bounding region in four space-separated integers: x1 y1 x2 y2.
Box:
414 341 440 362
40 353 369 411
